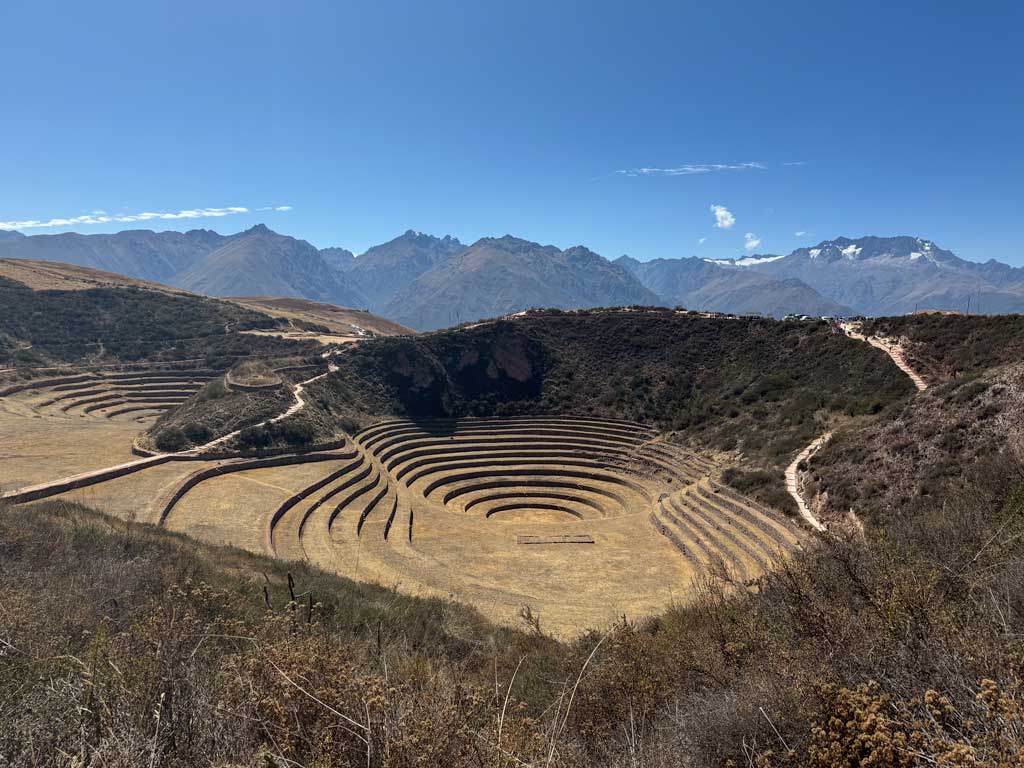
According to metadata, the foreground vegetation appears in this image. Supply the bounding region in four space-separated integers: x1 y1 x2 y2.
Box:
3 446 1021 765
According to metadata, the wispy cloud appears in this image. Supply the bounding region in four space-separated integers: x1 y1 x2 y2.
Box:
782 161 805 167
710 204 736 229
698 237 706 244
618 162 765 177
794 230 807 237
744 232 761 250
0 204 292 231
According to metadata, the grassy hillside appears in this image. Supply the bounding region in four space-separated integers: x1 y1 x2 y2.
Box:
864 313 1024 382
4 450 1022 765
229 296 415 337
0 273 316 368
296 309 912 469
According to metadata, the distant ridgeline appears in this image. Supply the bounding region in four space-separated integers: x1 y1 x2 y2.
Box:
6 227 1023 329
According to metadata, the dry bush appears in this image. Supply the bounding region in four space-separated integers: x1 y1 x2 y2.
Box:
2 447 1023 766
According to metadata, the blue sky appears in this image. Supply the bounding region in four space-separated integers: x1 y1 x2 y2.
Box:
1 1 1021 264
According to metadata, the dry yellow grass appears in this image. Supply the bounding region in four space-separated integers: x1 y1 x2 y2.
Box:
54 460 204 524
240 329 367 346
164 461 353 552
3 402 802 636
0 398 147 492
230 296 414 337
0 258 190 293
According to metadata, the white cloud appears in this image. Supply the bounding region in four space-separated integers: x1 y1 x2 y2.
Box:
698 237 706 244
782 161 805 166
744 232 761 250
794 230 807 237
618 162 765 177
710 204 735 229
0 204 292 231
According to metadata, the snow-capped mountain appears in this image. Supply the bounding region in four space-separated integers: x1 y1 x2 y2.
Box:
715 236 1024 315
615 255 850 317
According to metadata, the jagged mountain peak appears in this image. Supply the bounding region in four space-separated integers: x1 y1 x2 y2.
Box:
475 234 553 252
718 235 1024 315
791 235 957 266
398 229 462 246
383 236 661 330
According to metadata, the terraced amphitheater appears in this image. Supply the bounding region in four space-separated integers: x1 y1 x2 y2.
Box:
2 303 914 634
143 414 805 632
0 367 228 492
1 367 221 421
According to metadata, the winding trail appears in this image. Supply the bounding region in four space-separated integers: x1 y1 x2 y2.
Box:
842 323 928 391
784 432 831 532
197 362 338 451
781 322 931 532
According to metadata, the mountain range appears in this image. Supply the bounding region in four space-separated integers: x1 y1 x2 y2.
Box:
384 236 659 330
1 225 1021 329
614 255 852 317
706 236 1024 315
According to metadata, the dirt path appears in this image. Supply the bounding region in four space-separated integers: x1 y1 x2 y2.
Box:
842 323 928 391
784 432 831 532
780 325 928 534
196 362 338 451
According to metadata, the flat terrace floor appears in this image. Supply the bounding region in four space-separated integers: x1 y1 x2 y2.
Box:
8 411 802 636
0 397 146 492
0 369 217 492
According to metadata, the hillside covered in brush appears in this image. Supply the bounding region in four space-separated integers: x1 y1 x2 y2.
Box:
225 310 913 467
5 446 1022 766
802 313 1024 525
0 263 317 369
863 312 1024 382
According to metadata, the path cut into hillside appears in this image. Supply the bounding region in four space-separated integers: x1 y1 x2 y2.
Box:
780 324 929 533
842 323 928 391
784 432 831 532
194 361 339 452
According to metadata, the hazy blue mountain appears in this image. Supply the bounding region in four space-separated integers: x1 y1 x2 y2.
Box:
173 224 366 307
0 228 227 283
386 236 661 330
320 246 355 271
615 255 851 317
712 236 1024 315
346 230 465 312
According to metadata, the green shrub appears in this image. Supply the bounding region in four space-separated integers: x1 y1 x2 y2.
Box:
182 422 212 444
154 426 188 452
